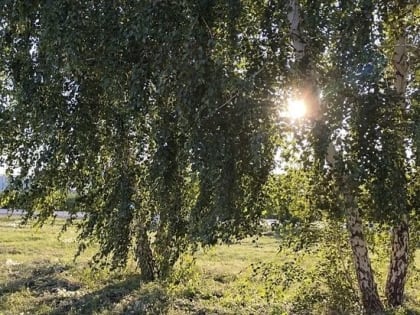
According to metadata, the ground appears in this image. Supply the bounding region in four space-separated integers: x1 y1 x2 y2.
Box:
0 216 419 314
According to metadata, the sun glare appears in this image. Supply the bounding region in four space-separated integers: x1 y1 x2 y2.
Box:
287 99 306 119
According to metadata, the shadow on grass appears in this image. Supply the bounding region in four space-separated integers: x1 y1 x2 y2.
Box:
1 264 80 296
1 264 170 314
47 277 170 315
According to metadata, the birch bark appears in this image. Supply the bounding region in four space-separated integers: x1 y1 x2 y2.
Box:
385 35 410 308
342 178 384 314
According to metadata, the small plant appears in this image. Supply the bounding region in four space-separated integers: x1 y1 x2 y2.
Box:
249 220 363 314
166 253 200 299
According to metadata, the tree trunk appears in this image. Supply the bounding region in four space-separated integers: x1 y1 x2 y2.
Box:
135 225 156 281
344 186 385 314
385 32 410 307
385 219 409 307
287 0 322 122
287 0 306 61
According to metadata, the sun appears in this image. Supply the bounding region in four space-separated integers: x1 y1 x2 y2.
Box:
287 98 307 119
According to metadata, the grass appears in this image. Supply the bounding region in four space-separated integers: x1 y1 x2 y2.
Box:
0 216 419 315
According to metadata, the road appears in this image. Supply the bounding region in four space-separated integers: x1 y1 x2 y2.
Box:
0 208 83 219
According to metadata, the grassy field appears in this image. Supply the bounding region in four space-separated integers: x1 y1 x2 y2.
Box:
0 216 419 315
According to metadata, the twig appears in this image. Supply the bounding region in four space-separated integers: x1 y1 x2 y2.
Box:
201 17 214 39
215 91 239 112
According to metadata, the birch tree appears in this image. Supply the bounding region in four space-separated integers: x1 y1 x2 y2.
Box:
0 0 276 280
284 0 418 312
384 1 412 307
286 0 383 312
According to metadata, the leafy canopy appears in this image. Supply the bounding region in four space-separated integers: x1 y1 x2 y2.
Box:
0 0 418 275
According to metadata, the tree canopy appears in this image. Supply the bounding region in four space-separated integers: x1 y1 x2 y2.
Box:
1 0 282 278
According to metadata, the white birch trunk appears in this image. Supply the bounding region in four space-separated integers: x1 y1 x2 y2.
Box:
385 218 409 306
392 38 408 95
287 0 306 61
331 147 384 313
385 34 410 307
343 184 385 314
287 0 321 120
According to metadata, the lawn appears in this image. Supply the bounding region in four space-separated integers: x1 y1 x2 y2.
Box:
0 216 418 314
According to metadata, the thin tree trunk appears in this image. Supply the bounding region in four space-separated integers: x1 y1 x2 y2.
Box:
333 160 384 313
385 218 409 307
344 187 384 314
135 225 156 281
287 0 306 61
385 34 410 307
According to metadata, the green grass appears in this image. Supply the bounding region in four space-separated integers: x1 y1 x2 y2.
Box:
0 216 419 315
